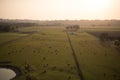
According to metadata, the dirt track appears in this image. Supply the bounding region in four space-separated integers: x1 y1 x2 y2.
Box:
66 31 85 80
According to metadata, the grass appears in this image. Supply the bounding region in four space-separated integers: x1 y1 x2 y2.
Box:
0 26 120 80
0 32 27 44
70 32 120 80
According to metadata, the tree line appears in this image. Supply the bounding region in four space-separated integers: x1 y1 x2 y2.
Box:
0 22 37 32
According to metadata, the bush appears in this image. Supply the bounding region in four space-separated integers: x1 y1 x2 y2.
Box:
26 75 37 80
114 40 120 46
100 33 109 41
0 24 17 32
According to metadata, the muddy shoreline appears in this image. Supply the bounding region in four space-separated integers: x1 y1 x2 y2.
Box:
0 65 22 79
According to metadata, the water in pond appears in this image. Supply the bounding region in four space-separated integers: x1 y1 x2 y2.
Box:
0 68 16 80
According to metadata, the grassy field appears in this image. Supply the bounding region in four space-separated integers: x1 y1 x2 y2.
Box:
0 26 120 80
0 33 27 44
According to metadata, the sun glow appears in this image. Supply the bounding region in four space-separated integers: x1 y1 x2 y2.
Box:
83 0 109 11
0 0 119 20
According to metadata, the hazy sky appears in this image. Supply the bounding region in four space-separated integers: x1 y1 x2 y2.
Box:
0 0 120 20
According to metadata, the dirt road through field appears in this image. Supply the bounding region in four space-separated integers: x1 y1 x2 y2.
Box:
66 31 85 80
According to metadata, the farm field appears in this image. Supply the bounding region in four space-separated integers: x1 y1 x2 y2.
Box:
0 33 27 44
0 26 120 80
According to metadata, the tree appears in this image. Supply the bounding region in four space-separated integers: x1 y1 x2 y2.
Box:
0 24 17 32
114 40 120 46
100 33 109 41
66 25 80 32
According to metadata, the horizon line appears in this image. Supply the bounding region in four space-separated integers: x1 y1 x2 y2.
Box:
0 18 120 21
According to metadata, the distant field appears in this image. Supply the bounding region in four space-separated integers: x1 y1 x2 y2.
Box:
0 26 120 80
0 33 27 44
80 26 120 40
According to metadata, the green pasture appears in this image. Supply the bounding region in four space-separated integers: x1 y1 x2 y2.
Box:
0 26 120 80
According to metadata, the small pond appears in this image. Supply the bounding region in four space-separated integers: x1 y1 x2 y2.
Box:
0 68 16 80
